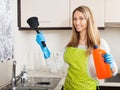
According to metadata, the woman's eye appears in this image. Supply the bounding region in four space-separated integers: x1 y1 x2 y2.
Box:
73 18 77 20
73 17 85 21
79 18 84 20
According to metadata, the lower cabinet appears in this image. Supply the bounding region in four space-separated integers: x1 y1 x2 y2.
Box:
97 86 120 90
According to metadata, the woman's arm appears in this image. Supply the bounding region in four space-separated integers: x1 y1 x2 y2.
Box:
35 32 68 75
100 38 118 76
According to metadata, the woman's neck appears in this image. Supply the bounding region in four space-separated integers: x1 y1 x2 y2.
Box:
79 30 87 45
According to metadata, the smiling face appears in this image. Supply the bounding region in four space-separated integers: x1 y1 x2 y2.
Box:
68 6 100 54
73 10 87 32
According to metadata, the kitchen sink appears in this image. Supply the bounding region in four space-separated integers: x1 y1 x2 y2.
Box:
0 77 61 90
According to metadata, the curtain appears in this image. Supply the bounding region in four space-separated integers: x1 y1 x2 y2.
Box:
0 0 13 62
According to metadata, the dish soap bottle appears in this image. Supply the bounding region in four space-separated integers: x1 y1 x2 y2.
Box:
21 65 28 83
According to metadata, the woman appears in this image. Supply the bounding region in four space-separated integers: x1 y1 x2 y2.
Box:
36 6 118 90
62 6 118 90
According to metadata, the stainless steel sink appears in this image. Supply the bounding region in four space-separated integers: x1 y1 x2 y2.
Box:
0 77 61 90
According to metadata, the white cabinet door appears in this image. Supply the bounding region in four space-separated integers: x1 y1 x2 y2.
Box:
105 0 120 23
21 0 70 28
70 0 105 27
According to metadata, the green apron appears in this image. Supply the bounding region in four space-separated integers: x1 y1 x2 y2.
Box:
63 47 97 90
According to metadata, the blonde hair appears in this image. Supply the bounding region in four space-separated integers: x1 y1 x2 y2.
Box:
67 6 100 55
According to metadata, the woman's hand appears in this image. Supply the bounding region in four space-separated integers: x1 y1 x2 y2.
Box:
103 53 114 69
36 32 51 59
36 32 46 48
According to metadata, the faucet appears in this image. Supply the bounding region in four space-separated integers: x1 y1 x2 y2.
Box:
11 61 24 87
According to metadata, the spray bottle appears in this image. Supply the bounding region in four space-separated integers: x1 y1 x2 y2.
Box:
91 30 112 79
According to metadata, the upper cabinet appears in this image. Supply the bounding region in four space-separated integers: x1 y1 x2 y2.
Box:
18 0 70 30
19 0 120 29
105 0 120 27
105 0 120 22
70 0 105 27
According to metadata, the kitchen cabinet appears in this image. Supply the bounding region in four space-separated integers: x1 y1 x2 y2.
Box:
70 0 105 27
18 0 106 30
97 86 120 90
105 0 120 22
18 0 70 30
105 0 120 27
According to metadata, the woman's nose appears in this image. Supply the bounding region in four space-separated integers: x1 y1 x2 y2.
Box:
76 20 81 24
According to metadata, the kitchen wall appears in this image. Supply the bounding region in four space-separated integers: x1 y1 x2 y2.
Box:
0 0 120 87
